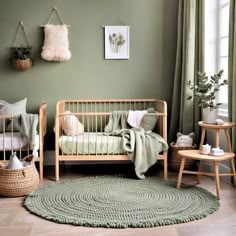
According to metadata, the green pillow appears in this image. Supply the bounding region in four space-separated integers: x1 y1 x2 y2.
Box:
0 120 4 133
140 108 158 131
0 98 27 132
0 98 27 116
0 101 8 132
0 101 8 109
6 117 22 132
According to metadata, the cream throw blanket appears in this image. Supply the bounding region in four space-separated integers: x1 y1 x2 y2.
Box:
41 24 71 61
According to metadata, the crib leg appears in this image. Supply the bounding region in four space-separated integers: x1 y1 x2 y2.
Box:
164 154 168 180
164 158 168 180
39 158 43 181
55 160 59 181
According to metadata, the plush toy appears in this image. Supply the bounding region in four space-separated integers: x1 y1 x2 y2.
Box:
176 132 195 147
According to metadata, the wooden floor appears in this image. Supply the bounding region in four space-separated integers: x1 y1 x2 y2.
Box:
0 163 236 236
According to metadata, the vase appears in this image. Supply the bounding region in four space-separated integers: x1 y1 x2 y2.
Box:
202 108 217 124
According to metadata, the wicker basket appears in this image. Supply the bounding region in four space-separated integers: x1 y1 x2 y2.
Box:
168 142 197 172
14 58 32 71
0 155 39 197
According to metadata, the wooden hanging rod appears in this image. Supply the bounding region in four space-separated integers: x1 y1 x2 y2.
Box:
101 25 130 28
40 24 71 27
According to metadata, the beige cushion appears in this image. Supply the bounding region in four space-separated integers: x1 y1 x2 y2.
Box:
61 111 84 136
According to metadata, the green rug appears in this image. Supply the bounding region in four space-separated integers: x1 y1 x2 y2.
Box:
24 176 220 228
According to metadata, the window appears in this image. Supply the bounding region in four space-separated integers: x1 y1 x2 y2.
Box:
204 0 230 117
218 0 229 116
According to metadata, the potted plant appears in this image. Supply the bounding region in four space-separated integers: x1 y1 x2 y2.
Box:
10 46 33 71
187 70 228 123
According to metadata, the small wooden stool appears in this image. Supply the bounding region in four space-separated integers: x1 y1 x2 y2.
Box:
176 150 236 199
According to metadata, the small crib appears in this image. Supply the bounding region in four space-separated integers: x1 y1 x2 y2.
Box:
55 99 168 181
0 103 47 180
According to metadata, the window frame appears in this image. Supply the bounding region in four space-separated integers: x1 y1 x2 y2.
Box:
217 0 230 117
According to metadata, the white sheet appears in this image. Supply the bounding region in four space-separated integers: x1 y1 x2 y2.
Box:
0 132 39 151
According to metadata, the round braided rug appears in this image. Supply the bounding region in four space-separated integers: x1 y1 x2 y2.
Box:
24 176 220 228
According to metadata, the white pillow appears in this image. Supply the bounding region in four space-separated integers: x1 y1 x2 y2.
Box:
41 24 71 62
61 111 84 136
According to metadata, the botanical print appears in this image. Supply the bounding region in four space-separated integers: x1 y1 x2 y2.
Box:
109 33 125 53
105 26 129 59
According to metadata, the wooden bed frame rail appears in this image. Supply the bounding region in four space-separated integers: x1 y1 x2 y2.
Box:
38 102 47 180
55 99 167 181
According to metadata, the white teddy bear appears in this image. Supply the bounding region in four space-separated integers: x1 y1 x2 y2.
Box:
176 132 195 147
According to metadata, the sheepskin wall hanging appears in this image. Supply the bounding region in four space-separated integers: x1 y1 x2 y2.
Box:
41 24 71 62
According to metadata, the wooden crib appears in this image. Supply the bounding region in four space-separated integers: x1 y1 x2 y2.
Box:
55 99 168 181
0 102 47 180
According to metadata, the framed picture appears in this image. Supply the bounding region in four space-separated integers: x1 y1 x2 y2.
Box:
104 26 130 59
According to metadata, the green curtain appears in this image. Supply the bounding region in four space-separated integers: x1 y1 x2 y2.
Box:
168 0 204 144
229 0 236 154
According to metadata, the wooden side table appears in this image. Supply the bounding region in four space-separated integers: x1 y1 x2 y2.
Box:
176 121 236 199
176 150 236 199
198 121 236 152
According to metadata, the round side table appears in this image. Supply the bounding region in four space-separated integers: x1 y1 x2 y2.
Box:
176 121 236 200
198 121 236 152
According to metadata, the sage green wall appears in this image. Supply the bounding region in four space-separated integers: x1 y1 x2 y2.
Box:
0 0 178 149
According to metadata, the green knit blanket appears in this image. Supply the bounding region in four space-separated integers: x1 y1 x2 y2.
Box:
104 111 168 179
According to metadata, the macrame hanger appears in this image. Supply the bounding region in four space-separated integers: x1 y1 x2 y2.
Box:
47 7 65 25
13 21 31 47
40 7 70 27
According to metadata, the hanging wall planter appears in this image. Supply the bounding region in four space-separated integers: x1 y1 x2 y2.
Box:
11 46 33 71
10 22 33 71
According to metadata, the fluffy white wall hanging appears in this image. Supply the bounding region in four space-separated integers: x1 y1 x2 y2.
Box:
41 7 71 62
41 24 71 61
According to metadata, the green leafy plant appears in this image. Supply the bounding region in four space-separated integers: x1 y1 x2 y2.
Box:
187 70 228 110
10 46 32 60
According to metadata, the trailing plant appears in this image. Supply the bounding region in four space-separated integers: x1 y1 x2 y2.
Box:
187 70 228 110
10 22 33 71
10 46 33 71
10 46 32 60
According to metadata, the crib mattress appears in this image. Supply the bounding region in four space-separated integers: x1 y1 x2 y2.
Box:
59 132 126 155
0 132 39 151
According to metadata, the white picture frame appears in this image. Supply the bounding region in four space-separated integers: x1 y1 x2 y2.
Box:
104 26 130 59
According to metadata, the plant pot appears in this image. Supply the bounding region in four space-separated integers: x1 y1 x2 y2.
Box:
13 58 32 71
202 108 217 124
